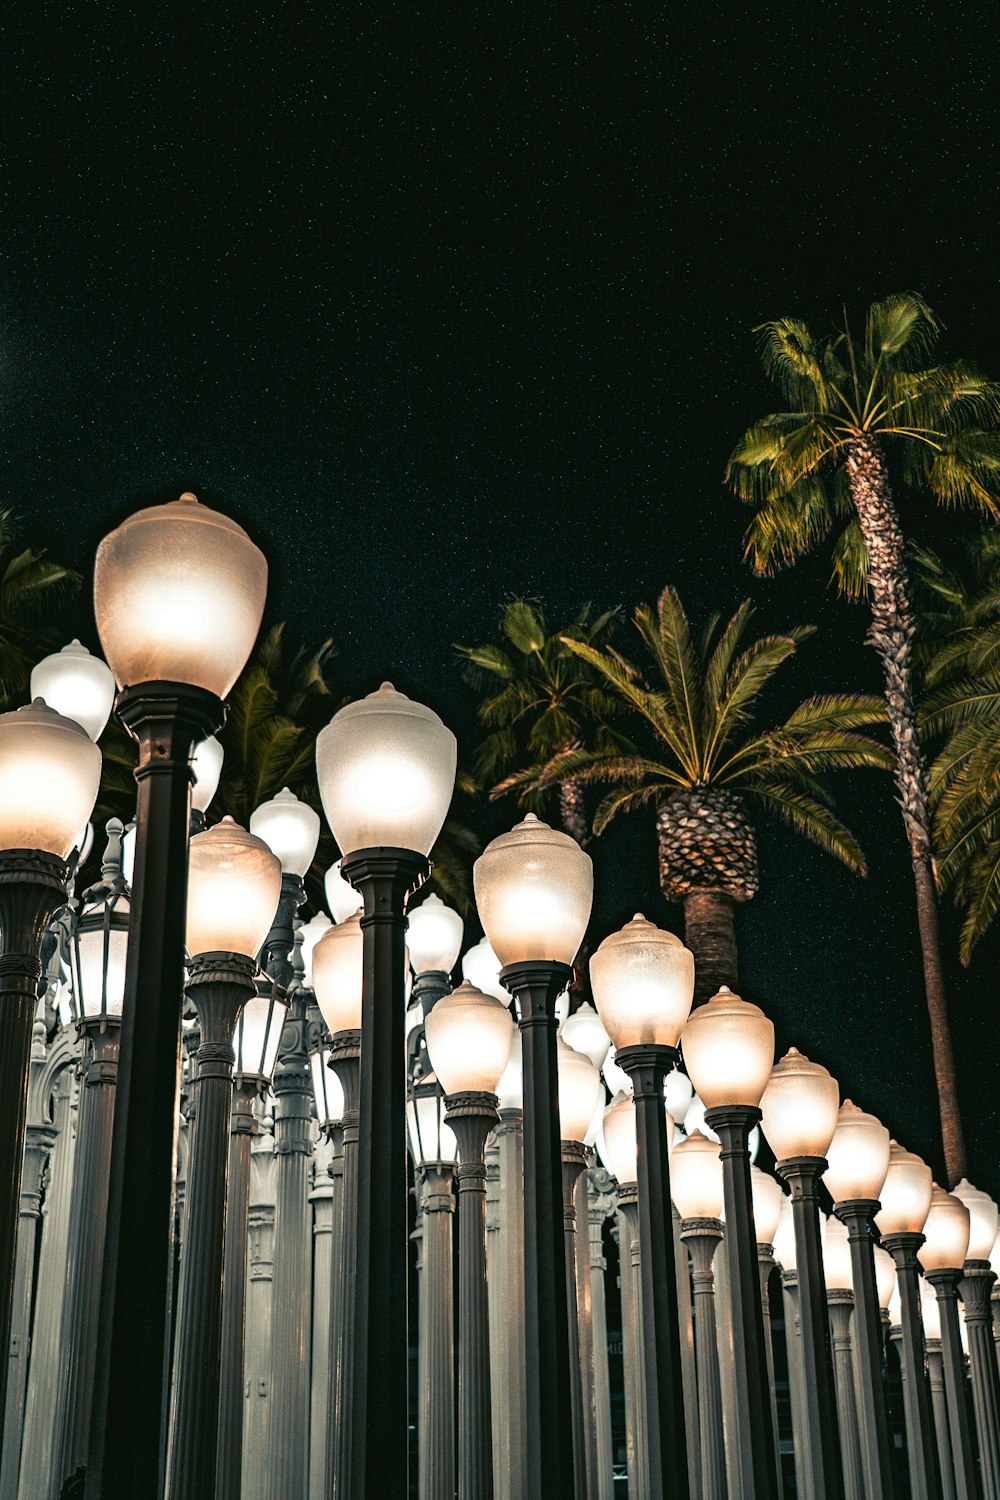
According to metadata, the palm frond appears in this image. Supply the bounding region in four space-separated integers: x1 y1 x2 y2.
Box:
749 781 869 874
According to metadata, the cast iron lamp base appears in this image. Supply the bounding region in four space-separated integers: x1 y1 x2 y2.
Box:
216 1077 263 1500
959 1260 1000 1498
561 1139 590 1500
880 1231 942 1500
826 1290 866 1500
833 1199 897 1500
680 1217 727 1500
925 1268 980 1500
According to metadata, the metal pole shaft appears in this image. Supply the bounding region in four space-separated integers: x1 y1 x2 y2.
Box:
959 1262 1000 1499
835 1201 897 1499
617 1188 648 1500
673 1202 702 1496
489 1109 526 1500
827 1292 867 1500
926 1270 979 1500
216 1080 259 1500
561 1141 589 1500
416 1165 455 1500
780 1272 811 1500
927 1343 958 1500
757 1248 783 1480
680 1221 727 1500
243 1113 277 1500
587 1168 616 1500
308 1137 335 1500
328 1037 360 1499
882 1233 942 1500
449 1094 499 1500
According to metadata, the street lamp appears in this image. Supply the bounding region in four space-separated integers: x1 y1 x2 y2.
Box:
749 1164 785 1474
426 979 514 1500
825 1099 896 1500
317 681 456 1500
561 1000 611 1071
461 934 507 1000
823 1214 867 1500
30 638 116 741
88 492 266 1500
673 1130 727 1500
474 812 593 1500
761 1047 843 1499
0 698 100 1449
589 912 693 1499
682 985 778 1500
168 818 280 1500
954 1178 1000 1494
324 857 363 922
920 1186 978 1499
409 893 463 983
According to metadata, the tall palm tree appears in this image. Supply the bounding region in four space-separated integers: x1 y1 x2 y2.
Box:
727 292 1000 1182
456 599 626 843
0 508 79 708
528 587 892 1003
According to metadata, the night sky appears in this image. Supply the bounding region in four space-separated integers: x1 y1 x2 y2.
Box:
5 5 998 1193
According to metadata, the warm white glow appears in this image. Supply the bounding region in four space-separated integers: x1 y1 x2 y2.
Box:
773 1196 797 1272
424 981 515 1096
671 1130 724 1221
557 1035 603 1144
920 1278 941 1341
590 914 694 1048
823 1100 891 1204
496 1031 523 1112
186 818 282 959
324 859 363 923
0 700 102 858
474 814 593 967
918 1186 972 1272
250 787 321 877
299 913 332 989
600 1092 638 1186
952 1179 999 1262
407 893 464 977
665 1069 694 1124
991 1229 1000 1278
750 1166 784 1247
760 1048 840 1161
191 735 224 814
681 986 775 1109
30 640 115 741
311 914 364 1034
561 1000 611 1070
407 1092 458 1166
822 1214 854 1292
309 1048 345 1126
888 1283 902 1331
873 1246 896 1310
461 935 507 1001
75 900 130 1017
602 1046 631 1097
93 493 267 698
316 683 457 857
874 1142 933 1236
236 991 287 1082
122 825 136 888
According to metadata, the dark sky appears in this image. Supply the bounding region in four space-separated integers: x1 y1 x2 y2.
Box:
5 5 998 1194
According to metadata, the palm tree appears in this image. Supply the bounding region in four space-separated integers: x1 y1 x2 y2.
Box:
0 508 79 707
727 292 1000 1182
456 599 626 843
527 587 892 1003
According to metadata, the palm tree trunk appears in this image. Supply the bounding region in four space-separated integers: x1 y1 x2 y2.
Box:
558 775 591 847
680 890 738 1006
847 434 966 1184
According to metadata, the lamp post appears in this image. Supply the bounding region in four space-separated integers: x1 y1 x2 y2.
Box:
0 699 100 1453
761 1047 844 1500
954 1178 1000 1497
426 979 515 1500
166 819 280 1500
991 1231 1000 1381
490 1030 528 1500
823 1213 867 1500
474 813 593 1500
773 1197 810 1500
877 1140 941 1500
825 1099 897 1499
88 493 267 1500
672 1130 727 1500
682 985 779 1500
748 1163 784 1476
920 1187 978 1500
317 682 456 1500
409 892 463 1014
922 1281 959 1500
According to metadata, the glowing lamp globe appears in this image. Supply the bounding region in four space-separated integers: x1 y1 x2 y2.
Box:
311 914 364 1035
773 1196 797 1272
408 894 464 977
681 986 775 1109
749 1166 785 1247
760 1049 840 1162
590 914 694 1049
671 1130 724 1222
93 493 267 697
991 1229 1000 1279
73 823 95 866
918 1187 971 1272
873 1246 896 1310
250 788 321 877
73 894 130 1018
683 1094 719 1144
424 981 515 1097
920 1279 941 1341
557 1035 603 1144
874 1143 934 1236
186 818 282 959
600 1093 638 1186
560 1001 611 1070
823 1214 854 1292
823 1101 891 1204
407 1090 458 1167
665 1070 694 1124
316 683 457 857
603 1046 631 1098
324 859 363 923
30 640 115 741
234 987 288 1086
461 936 506 1001
0 701 102 858
309 1046 345 1129
474 814 593 968
952 1179 999 1262
888 1284 903 1331
299 913 333 989
496 1032 523 1112
191 735 224 814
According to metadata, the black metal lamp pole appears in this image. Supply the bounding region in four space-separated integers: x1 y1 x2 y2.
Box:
87 682 224 1500
500 958 576 1499
679 1217 727 1500
167 951 256 1500
774 1156 844 1500
826 1290 867 1500
756 1243 783 1477
215 1074 260 1500
833 1199 898 1499
446 1089 500 1500
560 1138 590 1500
705 1105 781 1500
328 1028 362 1497
959 1259 1000 1497
342 847 428 1500
881 1232 943 1500
614 1043 689 1500
925 1269 980 1500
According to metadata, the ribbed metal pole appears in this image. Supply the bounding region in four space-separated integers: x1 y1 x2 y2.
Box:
574 1165 599 1500
673 1202 702 1496
926 1341 958 1500
328 1035 360 1498
243 1110 276 1500
487 1107 526 1500
959 1260 1000 1499
216 1080 260 1500
993 1290 1000 1382
680 1219 727 1500
882 1233 942 1500
925 1270 979 1500
834 1200 897 1500
308 1135 335 1500
827 1291 866 1500
560 1141 589 1500
779 1271 810 1500
587 1168 616 1500
757 1246 782 1480
617 1185 647 1500
416 1165 455 1500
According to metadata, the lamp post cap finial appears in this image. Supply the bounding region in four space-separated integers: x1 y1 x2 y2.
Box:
178 491 199 503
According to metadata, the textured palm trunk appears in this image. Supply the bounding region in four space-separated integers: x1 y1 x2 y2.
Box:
846 433 966 1183
681 890 738 1005
558 773 591 846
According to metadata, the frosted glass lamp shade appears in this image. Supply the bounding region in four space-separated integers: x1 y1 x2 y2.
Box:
920 1279 941 1341
299 912 333 989
407 894 464 977
310 1047 345 1128
0 701 102 858
461 936 507 1001
311 915 364 1034
665 1069 694 1124
74 896 130 1018
235 988 288 1084
122 825 136 889
953 1179 999 1261
991 1229 1000 1278
561 1001 611 1070
186 818 282 959
823 1100 891 1204
683 1095 719 1145
191 735 224 813
681 987 775 1108
324 859 363 923
474 814 593 967
749 1166 785 1247
250 787 321 877
601 1092 638 1185
316 683 457 857
602 1046 631 1098
873 1246 896 1310
760 1048 840 1161
557 1035 602 1144
773 1196 797 1271
93 493 267 697
407 1091 458 1167
918 1187 972 1272
30 640 115 741
424 981 515 1096
73 823 95 866
874 1143 933 1235
671 1130 724 1221
496 1032 523 1112
888 1284 903 1331
590 914 694 1048
823 1214 854 1292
